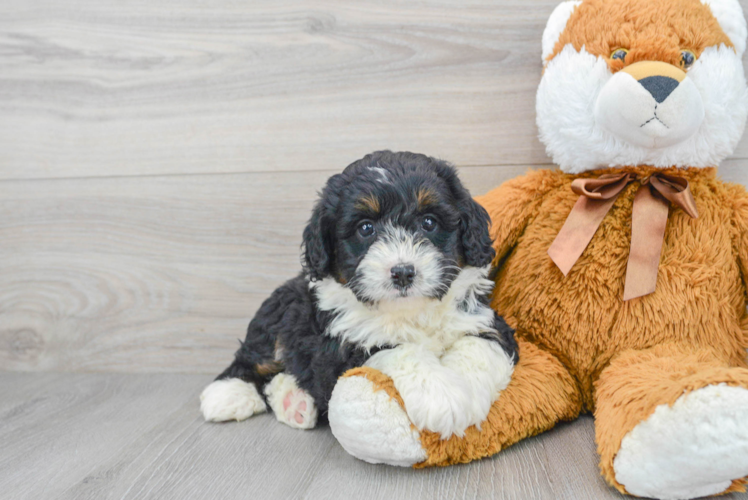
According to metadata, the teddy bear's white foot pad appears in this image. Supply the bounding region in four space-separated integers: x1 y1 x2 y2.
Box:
613 383 748 500
265 372 318 429
200 378 267 422
328 375 427 467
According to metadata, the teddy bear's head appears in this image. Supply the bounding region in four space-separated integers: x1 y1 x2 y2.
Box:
537 0 748 173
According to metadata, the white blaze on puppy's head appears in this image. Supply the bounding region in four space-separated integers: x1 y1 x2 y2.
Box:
537 0 748 173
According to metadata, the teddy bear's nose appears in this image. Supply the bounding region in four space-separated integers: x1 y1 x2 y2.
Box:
638 75 680 103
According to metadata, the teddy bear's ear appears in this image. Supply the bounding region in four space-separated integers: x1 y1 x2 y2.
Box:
701 0 748 56
542 1 582 64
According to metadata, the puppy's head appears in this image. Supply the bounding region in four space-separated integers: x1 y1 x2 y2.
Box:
538 0 748 173
302 151 494 304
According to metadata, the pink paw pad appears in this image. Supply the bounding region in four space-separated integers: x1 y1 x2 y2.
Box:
282 389 315 427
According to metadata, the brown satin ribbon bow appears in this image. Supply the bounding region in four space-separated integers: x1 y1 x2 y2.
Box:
547 172 699 301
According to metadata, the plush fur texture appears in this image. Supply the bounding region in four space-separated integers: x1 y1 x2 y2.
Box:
612 382 748 499
329 373 428 466
328 2 748 498
364 334 514 439
537 0 748 173
330 339 582 467
201 151 517 436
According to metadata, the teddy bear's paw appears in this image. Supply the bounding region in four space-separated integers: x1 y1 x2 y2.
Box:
613 383 748 500
264 372 318 429
328 374 427 467
200 378 267 422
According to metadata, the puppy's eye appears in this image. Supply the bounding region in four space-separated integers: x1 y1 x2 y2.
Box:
680 50 695 69
421 216 437 232
358 221 375 238
610 48 628 61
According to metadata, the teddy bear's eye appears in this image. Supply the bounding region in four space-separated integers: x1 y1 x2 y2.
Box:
680 50 696 69
610 48 628 61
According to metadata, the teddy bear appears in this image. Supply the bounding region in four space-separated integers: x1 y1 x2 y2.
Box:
325 0 748 498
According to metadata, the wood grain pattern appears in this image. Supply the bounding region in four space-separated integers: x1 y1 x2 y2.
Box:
2 161 748 373
2 0 748 181
0 372 653 500
0 164 536 373
0 0 553 180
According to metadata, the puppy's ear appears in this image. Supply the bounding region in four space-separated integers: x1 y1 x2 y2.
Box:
302 175 343 281
431 159 496 268
302 202 333 281
459 198 496 268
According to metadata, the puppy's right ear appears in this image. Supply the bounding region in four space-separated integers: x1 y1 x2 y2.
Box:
303 174 343 281
302 202 332 281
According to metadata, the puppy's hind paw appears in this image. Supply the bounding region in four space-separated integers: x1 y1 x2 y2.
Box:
281 389 318 429
200 378 267 422
265 372 318 429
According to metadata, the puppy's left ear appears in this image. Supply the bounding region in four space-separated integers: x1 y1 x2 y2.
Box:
459 198 496 268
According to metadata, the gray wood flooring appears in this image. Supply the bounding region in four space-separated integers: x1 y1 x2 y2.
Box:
0 372 624 500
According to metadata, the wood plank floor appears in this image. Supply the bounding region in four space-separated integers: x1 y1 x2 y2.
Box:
2 373 748 499
0 372 666 500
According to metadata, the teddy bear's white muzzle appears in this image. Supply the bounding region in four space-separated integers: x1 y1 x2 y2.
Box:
595 70 705 149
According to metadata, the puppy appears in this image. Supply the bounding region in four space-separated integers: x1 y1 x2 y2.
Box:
200 151 517 438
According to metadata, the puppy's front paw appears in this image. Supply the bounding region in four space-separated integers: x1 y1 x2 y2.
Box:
200 378 267 422
400 375 474 439
365 345 475 439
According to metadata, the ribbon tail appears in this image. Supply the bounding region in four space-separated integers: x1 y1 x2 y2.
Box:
548 195 619 276
623 186 670 301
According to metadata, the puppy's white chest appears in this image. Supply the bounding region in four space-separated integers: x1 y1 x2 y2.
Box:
312 267 496 351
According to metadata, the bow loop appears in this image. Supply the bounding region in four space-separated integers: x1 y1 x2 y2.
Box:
570 173 634 200
647 173 699 219
548 170 698 301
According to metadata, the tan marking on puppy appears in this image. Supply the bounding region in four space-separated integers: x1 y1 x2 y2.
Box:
416 188 437 210
548 0 733 70
356 194 380 213
256 361 284 376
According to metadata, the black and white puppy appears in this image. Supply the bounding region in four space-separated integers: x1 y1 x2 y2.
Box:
200 151 517 438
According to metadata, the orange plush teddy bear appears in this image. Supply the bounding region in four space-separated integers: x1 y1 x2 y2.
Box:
327 0 748 498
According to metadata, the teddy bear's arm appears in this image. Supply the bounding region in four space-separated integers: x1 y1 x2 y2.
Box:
731 183 748 303
474 168 563 264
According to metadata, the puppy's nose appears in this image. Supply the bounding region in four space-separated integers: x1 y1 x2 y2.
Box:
391 264 416 288
638 76 679 103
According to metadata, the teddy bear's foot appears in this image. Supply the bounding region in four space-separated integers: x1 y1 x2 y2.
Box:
328 371 427 466
613 383 748 499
